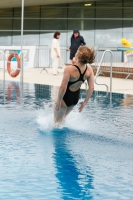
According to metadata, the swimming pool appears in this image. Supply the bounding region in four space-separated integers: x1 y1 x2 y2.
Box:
0 80 133 200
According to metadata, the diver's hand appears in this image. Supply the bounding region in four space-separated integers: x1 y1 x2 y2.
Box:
55 101 61 111
79 101 86 112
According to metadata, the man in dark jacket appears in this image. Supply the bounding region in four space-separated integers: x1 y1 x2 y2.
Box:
68 29 86 64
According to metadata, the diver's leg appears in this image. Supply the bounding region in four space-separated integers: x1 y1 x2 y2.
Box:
65 105 75 116
54 101 67 124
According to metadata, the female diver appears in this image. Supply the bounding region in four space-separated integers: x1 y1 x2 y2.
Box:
54 46 95 124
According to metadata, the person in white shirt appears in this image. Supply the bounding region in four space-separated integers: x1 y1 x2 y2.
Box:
51 31 65 75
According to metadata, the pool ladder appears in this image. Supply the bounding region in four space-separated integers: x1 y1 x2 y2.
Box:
84 49 113 94
94 49 113 93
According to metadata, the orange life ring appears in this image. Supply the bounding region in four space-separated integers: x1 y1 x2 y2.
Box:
7 54 21 78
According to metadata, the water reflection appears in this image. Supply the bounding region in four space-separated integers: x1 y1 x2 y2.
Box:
34 84 51 100
121 94 133 106
0 80 133 111
53 130 94 199
81 89 125 108
7 82 20 103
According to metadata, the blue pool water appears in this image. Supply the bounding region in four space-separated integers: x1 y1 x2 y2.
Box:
0 80 133 200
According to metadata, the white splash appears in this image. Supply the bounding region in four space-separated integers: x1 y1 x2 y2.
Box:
36 102 55 132
64 106 91 132
36 100 93 133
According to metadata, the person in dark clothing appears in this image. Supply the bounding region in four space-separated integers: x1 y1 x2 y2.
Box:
68 29 86 64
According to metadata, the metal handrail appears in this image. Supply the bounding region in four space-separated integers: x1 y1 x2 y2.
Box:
95 49 113 93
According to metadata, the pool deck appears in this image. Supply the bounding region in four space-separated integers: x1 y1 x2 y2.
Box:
0 68 133 95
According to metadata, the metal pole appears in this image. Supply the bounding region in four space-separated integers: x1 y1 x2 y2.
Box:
20 0 24 98
3 50 6 104
110 51 113 93
3 50 5 85
110 51 113 106
94 49 113 94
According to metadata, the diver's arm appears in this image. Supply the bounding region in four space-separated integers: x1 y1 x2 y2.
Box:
79 68 94 112
84 69 94 103
55 68 70 110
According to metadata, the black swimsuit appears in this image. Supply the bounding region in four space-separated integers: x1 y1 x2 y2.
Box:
63 64 87 107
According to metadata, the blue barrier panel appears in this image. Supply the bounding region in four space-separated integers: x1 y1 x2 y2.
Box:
117 47 133 51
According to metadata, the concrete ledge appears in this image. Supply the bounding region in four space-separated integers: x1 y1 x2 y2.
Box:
0 67 133 95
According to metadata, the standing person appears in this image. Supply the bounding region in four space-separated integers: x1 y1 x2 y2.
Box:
121 38 133 64
51 31 65 75
54 46 95 125
68 29 86 65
